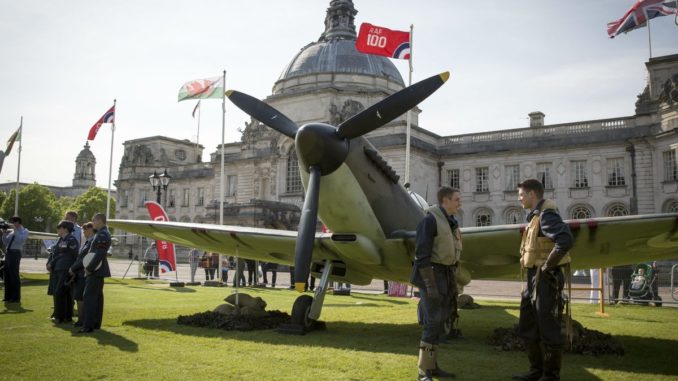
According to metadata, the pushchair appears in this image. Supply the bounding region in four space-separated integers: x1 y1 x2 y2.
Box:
628 263 662 307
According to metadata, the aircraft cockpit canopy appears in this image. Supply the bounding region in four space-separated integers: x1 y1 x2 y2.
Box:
408 191 429 210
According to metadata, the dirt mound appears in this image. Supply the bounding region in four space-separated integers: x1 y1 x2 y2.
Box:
177 310 291 331
487 320 625 356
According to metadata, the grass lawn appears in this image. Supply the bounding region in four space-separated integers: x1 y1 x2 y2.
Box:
1 274 677 380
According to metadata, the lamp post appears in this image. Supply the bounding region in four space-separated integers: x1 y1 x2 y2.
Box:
149 169 172 205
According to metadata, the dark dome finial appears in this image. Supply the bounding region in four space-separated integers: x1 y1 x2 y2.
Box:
319 0 358 41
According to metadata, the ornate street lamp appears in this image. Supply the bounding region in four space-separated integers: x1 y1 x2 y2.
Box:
149 169 171 204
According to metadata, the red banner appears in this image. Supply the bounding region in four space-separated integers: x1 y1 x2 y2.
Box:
144 201 176 273
355 22 410 60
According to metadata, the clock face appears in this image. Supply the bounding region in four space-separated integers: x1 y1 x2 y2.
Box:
175 149 186 161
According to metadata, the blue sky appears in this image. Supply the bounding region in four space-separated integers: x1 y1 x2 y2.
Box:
0 0 676 188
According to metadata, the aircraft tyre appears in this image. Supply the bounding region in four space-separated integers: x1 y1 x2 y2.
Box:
291 295 314 329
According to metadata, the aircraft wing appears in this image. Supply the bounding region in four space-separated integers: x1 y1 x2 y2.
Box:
460 213 678 281
108 220 336 266
29 231 58 240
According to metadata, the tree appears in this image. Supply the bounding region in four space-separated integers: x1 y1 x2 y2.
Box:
0 184 61 232
70 186 116 224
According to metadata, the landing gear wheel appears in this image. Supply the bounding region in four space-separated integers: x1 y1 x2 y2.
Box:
291 295 314 330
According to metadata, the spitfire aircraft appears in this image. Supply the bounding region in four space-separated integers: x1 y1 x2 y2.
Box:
110 72 678 332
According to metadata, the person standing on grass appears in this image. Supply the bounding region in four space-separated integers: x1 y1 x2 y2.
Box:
69 222 95 327
2 216 29 304
78 213 111 333
514 179 573 381
410 186 462 381
51 220 79 324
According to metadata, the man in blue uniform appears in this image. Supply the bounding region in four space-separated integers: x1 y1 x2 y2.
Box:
69 222 95 326
2 216 29 303
513 179 574 381
411 186 462 381
79 213 111 333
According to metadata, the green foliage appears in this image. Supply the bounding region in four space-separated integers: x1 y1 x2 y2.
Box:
54 195 76 218
0 183 61 231
70 186 116 223
1 275 677 381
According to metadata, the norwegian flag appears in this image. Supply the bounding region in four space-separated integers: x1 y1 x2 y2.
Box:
607 0 677 38
87 104 115 141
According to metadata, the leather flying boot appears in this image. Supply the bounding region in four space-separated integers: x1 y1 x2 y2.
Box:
538 347 562 381
431 344 456 379
417 341 435 381
512 341 543 380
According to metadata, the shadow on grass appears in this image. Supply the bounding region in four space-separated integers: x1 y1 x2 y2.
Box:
126 285 197 293
1 302 33 314
69 328 139 352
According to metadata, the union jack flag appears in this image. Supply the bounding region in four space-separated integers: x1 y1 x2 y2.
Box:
607 0 677 38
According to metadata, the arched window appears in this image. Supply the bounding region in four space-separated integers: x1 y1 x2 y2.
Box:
286 146 302 194
475 208 493 227
606 203 629 217
663 199 678 213
570 205 593 219
504 207 524 225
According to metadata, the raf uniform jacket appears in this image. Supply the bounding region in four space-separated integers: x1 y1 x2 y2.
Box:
410 206 460 291
521 199 574 268
50 233 79 271
70 237 94 276
86 226 112 278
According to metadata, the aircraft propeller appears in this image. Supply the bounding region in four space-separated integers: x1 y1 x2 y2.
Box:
226 72 449 292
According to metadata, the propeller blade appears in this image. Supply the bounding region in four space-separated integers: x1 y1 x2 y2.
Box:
225 90 298 139
293 165 321 292
336 72 450 139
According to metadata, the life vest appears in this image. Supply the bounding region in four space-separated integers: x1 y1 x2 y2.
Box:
519 199 571 268
426 206 462 266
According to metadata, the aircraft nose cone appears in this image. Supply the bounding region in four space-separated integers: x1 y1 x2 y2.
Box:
295 123 349 175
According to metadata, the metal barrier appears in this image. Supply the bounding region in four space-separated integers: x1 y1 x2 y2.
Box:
672 264 678 302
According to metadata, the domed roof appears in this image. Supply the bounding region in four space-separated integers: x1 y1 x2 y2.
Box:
76 141 96 161
275 0 404 87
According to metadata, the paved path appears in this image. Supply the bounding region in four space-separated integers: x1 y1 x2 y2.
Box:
15 257 676 306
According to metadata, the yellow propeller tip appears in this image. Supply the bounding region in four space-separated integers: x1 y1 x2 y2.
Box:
439 71 450 82
295 282 306 293
225 90 234 97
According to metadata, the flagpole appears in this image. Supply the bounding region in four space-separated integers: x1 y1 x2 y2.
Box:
647 18 653 59
404 24 414 188
196 101 201 161
106 99 116 221
14 116 22 216
220 70 226 286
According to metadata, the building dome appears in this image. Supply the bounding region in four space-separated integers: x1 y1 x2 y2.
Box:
273 0 404 95
76 141 96 161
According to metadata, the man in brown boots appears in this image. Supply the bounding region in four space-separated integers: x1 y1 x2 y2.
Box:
411 186 462 380
514 179 573 381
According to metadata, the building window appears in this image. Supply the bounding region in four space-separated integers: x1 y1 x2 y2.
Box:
168 189 176 207
505 165 520 191
475 209 492 227
571 160 588 188
505 207 524 224
227 175 237 197
286 147 303 193
197 187 204 206
139 190 148 207
607 158 626 186
446 169 460 189
663 199 678 213
606 203 629 216
570 205 592 219
536 162 553 189
182 189 190 206
663 150 677 181
120 190 128 208
475 167 489 192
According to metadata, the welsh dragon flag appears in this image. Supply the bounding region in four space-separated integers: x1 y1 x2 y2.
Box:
178 76 224 102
